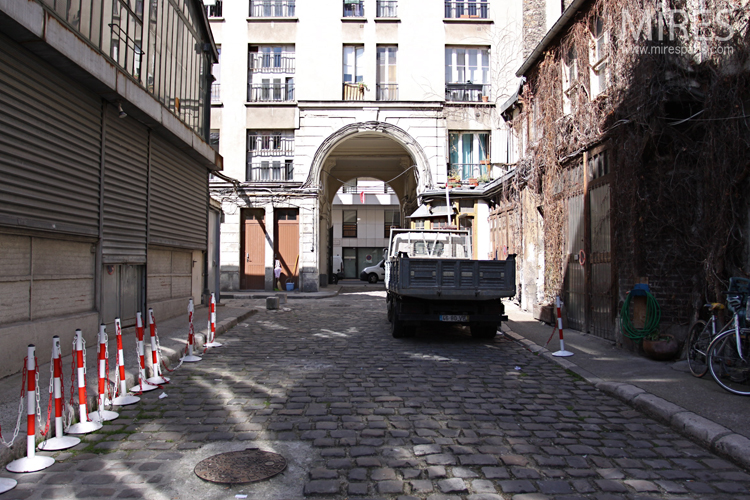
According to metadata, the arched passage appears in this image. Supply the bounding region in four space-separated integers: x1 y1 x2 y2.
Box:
307 121 433 285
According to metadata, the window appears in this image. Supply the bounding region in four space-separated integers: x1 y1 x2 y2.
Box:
246 131 294 181
343 45 365 100
376 0 397 17
445 47 490 102
343 210 358 238
249 0 296 17
248 45 295 102
342 179 358 193
444 0 489 19
205 0 223 18
448 132 489 180
209 129 220 151
588 149 610 180
562 44 577 115
343 0 364 17
376 46 397 101
384 210 400 238
211 46 221 104
589 15 608 98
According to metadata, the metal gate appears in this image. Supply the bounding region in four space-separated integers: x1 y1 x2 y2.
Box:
564 193 586 331
589 183 613 339
274 209 299 288
241 209 267 290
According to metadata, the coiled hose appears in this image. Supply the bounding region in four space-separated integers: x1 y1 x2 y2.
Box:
620 290 661 341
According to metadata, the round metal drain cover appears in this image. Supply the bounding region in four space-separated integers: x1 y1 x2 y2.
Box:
194 449 287 484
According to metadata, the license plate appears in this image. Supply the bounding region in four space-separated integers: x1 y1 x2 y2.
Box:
440 315 468 322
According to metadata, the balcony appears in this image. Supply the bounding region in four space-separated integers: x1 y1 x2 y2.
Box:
445 83 490 102
247 161 294 182
249 0 296 17
343 0 364 17
249 53 296 73
248 84 295 102
448 162 490 183
211 82 221 104
376 83 398 101
205 0 223 18
343 83 366 101
376 0 397 17
444 0 489 19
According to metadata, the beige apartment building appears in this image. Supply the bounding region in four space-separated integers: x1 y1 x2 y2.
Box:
206 0 522 292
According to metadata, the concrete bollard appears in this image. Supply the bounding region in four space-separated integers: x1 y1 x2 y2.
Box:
266 296 280 310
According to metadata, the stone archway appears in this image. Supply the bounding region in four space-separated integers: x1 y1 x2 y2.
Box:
307 121 433 286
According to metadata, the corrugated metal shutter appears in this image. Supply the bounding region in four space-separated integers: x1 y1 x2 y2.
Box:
0 37 101 236
102 104 148 263
149 134 208 249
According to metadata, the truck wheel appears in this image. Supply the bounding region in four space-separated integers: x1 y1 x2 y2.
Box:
331 274 339 284
471 324 497 339
368 273 379 284
386 295 393 322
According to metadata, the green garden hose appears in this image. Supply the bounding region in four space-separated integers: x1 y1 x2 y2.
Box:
620 290 661 341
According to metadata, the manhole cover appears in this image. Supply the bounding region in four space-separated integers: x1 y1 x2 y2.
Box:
194 449 287 484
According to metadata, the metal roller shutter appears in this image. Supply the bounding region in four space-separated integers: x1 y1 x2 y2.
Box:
149 135 208 249
0 35 101 236
102 104 149 263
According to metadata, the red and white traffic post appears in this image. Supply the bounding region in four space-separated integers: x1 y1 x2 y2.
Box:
38 336 80 451
89 325 118 422
131 312 158 393
182 298 202 362
552 296 574 357
111 318 140 405
204 293 222 348
67 330 103 435
6 345 55 473
146 308 169 385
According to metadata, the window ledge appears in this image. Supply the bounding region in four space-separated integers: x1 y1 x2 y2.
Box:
208 17 225 22
246 17 299 22
341 17 367 22
374 17 400 22
211 102 224 108
245 101 297 107
443 17 493 23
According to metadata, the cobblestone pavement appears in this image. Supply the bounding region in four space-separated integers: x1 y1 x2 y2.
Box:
4 289 750 499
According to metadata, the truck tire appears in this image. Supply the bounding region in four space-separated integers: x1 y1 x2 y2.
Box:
386 295 393 322
368 273 379 284
471 323 497 339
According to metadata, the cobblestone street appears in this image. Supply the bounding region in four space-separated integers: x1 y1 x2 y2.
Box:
4 289 750 499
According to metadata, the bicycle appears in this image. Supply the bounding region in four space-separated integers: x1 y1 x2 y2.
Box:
686 302 727 377
706 277 750 396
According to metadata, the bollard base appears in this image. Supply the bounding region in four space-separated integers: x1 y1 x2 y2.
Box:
112 394 141 406
38 436 80 451
6 455 55 473
182 354 202 362
66 420 103 435
0 477 16 493
147 375 170 385
131 380 159 393
552 349 574 357
204 341 222 348
89 410 119 422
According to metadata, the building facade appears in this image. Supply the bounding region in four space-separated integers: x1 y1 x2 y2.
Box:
0 0 220 377
206 0 523 292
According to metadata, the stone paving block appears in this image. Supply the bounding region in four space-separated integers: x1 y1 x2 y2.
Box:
498 480 536 493
438 478 467 493
304 479 341 495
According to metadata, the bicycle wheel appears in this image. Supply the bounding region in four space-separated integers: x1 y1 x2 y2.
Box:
707 330 750 396
687 320 711 377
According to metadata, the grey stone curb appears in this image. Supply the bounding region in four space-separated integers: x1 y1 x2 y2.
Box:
503 329 750 471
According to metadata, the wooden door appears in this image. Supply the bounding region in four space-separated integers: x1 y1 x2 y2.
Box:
241 209 266 290
274 209 299 287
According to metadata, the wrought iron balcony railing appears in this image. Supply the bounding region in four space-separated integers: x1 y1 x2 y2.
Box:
205 0 223 18
343 0 364 17
211 82 221 104
444 0 489 19
376 0 397 17
376 84 398 101
445 83 490 102
246 161 294 182
249 0 296 17
248 84 295 102
249 53 296 73
448 163 490 181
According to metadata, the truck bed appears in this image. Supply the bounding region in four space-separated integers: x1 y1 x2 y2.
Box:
386 254 516 300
